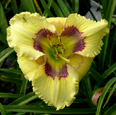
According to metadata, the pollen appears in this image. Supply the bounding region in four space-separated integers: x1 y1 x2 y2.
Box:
58 36 65 51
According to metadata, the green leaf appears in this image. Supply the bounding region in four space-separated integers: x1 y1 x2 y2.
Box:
3 105 107 114
96 77 116 115
0 68 23 75
20 77 28 95
89 67 104 84
10 92 38 105
73 99 87 103
81 76 95 108
57 0 70 17
103 83 116 108
112 18 116 25
0 76 22 84
0 33 6 44
0 48 14 64
104 103 116 115
0 93 22 98
33 0 42 15
99 0 116 72
102 63 116 79
15 113 26 115
43 0 52 17
0 70 21 79
0 1 8 35
11 0 18 14
40 0 53 17
21 0 36 13
0 103 6 115
101 0 109 18
72 0 79 13
109 26 116 66
19 3 23 12
51 0 64 17
63 0 74 13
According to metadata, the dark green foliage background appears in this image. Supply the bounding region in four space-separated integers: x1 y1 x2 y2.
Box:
0 0 116 115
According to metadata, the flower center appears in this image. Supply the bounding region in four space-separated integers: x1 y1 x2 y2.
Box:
47 35 69 62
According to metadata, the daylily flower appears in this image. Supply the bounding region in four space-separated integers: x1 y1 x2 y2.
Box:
7 12 109 110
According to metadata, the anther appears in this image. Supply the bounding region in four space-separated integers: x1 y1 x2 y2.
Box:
47 35 51 40
57 43 61 46
58 36 61 42
53 43 59 59
47 35 53 49
53 44 56 47
57 43 64 55
60 48 64 55
58 36 65 51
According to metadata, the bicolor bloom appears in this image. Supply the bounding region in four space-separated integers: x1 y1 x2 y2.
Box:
7 12 109 110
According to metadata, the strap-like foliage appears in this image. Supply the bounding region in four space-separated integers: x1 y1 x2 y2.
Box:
0 0 115 114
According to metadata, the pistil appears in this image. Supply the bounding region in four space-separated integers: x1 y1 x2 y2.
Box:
59 55 70 62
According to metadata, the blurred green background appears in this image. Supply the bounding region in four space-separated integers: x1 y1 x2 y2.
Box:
0 0 116 115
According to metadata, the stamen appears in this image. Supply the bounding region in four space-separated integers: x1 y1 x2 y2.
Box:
53 43 59 59
47 35 53 49
59 55 70 62
60 48 64 55
58 36 65 51
58 36 61 42
57 43 61 46
57 43 64 55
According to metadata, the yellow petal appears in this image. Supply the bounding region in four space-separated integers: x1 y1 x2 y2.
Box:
65 14 109 57
18 56 45 81
32 63 79 110
7 26 45 60
47 17 67 34
7 12 56 60
69 54 93 81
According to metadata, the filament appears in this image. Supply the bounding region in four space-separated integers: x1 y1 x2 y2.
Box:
47 35 53 49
